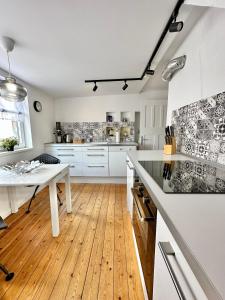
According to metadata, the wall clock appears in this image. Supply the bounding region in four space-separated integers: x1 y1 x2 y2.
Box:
33 101 42 112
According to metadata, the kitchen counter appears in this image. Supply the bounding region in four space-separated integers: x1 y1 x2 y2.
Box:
45 142 138 147
128 150 225 300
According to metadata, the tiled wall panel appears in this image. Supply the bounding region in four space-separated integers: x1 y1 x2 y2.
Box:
172 91 225 165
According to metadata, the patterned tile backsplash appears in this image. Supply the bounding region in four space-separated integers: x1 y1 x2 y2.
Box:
59 121 135 142
172 91 225 165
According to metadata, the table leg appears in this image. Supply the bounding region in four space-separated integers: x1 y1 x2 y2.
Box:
64 171 72 213
7 187 18 213
49 181 59 237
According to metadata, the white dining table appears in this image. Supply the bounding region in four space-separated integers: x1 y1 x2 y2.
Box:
0 164 72 237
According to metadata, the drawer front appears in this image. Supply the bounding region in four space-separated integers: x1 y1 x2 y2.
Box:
109 146 136 152
69 163 83 176
83 164 109 176
84 146 108 152
56 152 83 163
83 152 108 164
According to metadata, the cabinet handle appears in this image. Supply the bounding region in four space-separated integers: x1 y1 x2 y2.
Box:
87 165 105 168
158 242 186 300
126 162 134 170
57 148 74 151
87 154 105 157
58 154 75 157
87 148 105 151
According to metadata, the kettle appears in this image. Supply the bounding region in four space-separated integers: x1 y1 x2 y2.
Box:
64 134 72 143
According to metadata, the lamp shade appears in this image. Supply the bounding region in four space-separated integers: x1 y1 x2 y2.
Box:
0 76 27 102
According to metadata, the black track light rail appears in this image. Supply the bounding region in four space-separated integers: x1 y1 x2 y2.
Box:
85 0 184 84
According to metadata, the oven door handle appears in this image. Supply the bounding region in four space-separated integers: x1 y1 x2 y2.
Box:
131 188 155 222
134 197 145 222
126 161 134 170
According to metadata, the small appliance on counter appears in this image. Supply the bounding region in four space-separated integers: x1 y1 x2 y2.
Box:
115 130 120 143
54 122 63 143
63 133 73 143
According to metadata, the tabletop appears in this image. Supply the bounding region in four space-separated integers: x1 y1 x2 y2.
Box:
0 164 69 187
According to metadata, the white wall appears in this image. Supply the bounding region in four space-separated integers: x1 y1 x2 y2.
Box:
167 7 225 123
54 90 168 123
0 73 54 218
54 94 142 122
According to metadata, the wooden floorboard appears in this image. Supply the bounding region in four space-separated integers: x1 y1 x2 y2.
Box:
0 183 144 300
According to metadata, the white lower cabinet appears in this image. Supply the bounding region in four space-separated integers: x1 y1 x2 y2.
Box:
109 146 136 177
126 156 134 216
45 144 136 178
153 213 207 300
69 163 83 176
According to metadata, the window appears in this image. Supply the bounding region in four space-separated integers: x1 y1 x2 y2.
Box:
0 85 32 151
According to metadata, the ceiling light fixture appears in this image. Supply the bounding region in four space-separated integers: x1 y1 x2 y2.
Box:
169 20 183 32
122 80 128 91
93 81 98 92
85 0 184 88
0 37 27 102
145 70 155 76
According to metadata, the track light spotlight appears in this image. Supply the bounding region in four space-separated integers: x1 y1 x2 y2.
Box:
169 21 183 32
93 81 98 92
122 80 128 91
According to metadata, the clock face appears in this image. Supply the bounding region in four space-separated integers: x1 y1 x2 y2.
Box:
33 101 42 112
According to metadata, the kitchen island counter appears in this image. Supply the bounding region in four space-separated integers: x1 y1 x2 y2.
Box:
128 150 225 300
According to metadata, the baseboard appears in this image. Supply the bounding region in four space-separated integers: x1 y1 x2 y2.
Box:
69 176 126 184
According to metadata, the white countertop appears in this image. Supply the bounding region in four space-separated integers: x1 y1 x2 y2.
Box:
128 150 225 300
45 142 138 147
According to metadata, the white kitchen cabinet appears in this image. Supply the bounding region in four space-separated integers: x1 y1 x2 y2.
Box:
109 146 136 177
153 213 207 300
69 163 83 176
126 156 134 216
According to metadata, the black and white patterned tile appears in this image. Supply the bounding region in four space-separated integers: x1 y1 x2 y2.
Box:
172 90 225 166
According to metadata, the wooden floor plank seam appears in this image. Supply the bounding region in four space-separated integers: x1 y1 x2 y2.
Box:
0 183 144 300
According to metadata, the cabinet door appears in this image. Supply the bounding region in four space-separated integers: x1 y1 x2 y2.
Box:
153 213 207 300
153 243 181 300
126 157 134 216
109 151 127 176
69 163 83 176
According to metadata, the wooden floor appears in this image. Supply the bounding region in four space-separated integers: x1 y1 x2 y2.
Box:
0 184 144 300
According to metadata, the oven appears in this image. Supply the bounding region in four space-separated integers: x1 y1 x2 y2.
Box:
132 180 157 300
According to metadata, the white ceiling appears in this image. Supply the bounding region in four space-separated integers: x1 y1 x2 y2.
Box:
0 0 177 98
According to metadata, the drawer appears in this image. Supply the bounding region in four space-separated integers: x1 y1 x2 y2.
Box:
55 146 83 153
83 152 108 163
109 146 136 152
83 164 109 176
83 146 108 152
69 163 83 176
56 152 83 163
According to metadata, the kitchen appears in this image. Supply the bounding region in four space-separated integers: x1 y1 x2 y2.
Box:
0 1 225 300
